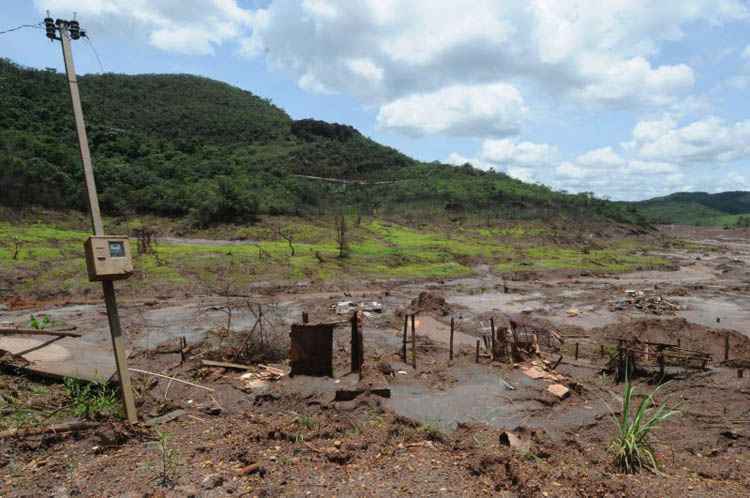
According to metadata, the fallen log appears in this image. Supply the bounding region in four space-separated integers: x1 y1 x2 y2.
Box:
0 327 81 338
0 421 98 439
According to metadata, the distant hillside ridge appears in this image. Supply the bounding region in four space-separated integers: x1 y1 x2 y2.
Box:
632 191 750 226
0 58 636 226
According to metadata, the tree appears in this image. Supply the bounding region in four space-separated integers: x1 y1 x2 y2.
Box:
335 215 349 259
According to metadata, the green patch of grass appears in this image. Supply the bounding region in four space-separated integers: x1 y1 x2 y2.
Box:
63 378 122 420
496 242 669 273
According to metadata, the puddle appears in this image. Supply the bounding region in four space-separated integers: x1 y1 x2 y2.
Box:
675 296 750 335
448 292 546 314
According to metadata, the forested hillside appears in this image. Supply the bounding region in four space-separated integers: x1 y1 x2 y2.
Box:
633 191 750 227
0 58 636 226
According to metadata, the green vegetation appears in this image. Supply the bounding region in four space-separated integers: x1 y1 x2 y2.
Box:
609 378 679 474
1 58 638 226
151 430 180 488
0 214 668 299
631 191 750 226
495 241 668 273
63 378 121 420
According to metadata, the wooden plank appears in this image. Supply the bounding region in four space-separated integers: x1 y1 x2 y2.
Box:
201 359 253 371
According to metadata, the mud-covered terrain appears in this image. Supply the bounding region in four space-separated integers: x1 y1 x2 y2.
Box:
1 226 749 497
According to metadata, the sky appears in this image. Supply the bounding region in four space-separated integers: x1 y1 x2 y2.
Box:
2 0 750 201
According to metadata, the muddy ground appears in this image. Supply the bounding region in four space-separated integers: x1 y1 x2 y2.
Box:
1 225 750 497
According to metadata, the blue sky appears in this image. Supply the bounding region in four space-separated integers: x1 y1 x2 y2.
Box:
2 0 750 200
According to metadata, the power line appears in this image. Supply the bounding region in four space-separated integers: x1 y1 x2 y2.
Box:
0 23 43 36
82 33 105 73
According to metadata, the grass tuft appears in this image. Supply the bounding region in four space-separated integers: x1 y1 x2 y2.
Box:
609 375 679 474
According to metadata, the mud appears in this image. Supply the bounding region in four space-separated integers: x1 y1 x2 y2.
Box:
2 225 750 497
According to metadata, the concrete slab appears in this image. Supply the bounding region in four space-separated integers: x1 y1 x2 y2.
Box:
0 335 116 382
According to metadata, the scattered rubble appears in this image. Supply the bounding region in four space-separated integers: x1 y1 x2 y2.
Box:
610 289 680 315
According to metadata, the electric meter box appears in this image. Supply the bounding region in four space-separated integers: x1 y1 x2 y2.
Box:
84 236 134 282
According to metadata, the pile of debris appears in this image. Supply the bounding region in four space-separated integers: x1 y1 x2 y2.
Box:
407 291 451 316
240 364 285 390
519 360 571 400
610 290 680 315
334 300 383 316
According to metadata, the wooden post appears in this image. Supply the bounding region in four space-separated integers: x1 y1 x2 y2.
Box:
475 340 480 363
302 312 309 324
351 312 363 373
449 317 455 361
179 336 186 365
411 314 416 369
575 342 579 360
725 333 730 362
738 369 744 379
490 318 496 361
402 315 408 362
600 344 605 358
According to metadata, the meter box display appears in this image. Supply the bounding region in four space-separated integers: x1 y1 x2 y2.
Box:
84 236 134 282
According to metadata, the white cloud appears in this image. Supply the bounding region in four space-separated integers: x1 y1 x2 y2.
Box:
34 0 253 55
575 147 626 167
376 83 527 137
633 116 750 163
242 0 747 117
480 139 558 167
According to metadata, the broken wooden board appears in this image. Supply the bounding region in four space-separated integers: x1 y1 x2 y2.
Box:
0 336 116 382
547 384 571 400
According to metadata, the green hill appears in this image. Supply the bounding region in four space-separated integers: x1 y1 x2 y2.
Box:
632 191 750 227
0 58 635 226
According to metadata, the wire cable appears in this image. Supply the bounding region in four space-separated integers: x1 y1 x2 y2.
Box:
0 23 43 36
82 32 105 73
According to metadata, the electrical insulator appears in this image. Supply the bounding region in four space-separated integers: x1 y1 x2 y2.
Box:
44 17 56 39
69 20 80 40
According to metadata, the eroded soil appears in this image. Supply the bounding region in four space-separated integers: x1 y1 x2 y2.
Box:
1 226 749 497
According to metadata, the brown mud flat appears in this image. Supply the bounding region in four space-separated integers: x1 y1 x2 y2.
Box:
2 226 750 497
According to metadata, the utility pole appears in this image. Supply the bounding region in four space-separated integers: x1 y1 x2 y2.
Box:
45 15 138 423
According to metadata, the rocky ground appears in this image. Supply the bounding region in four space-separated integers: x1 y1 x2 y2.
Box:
1 225 750 497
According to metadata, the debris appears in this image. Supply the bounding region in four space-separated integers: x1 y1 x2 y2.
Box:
144 409 186 427
499 431 528 450
0 327 81 338
610 290 680 315
237 463 267 477
201 359 253 370
290 323 334 377
335 301 356 314
566 308 580 317
547 384 570 400
408 291 450 316
521 366 549 380
498 377 515 390
128 368 216 392
334 300 383 315
0 421 99 439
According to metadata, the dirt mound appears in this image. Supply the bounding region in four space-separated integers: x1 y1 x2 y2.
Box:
409 291 451 316
593 318 750 361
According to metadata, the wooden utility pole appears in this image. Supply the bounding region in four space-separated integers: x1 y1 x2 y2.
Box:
47 17 137 423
